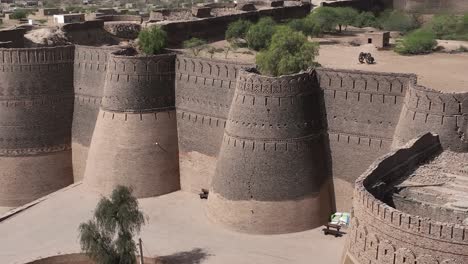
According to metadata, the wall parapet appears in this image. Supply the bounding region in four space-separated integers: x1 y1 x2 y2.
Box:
346 133 468 264
101 52 176 112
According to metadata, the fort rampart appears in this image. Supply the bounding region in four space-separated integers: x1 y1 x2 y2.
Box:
0 46 75 206
0 24 466 224
175 55 252 193
343 133 468 264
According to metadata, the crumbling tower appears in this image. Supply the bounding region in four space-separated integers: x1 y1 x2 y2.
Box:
0 46 75 206
206 69 332 234
83 51 180 197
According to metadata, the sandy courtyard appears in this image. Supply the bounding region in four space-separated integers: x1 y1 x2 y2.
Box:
0 184 346 264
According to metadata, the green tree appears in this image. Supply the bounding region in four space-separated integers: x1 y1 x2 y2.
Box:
256 27 320 77
138 26 168 55
246 17 276 51
225 19 252 40
288 17 321 37
308 7 339 33
352 11 379 28
183 37 207 56
10 9 28 20
335 7 359 32
395 29 437 55
428 14 460 39
379 10 419 33
78 186 145 264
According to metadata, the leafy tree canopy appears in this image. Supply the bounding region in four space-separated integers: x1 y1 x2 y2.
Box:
246 17 276 51
79 186 146 264
256 26 320 77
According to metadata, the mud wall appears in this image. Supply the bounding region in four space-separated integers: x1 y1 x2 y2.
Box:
175 55 252 193
0 46 75 206
0 28 26 48
160 3 311 46
393 0 468 13
317 68 411 211
393 82 468 152
72 45 119 181
206 69 332 234
83 52 180 198
344 133 468 264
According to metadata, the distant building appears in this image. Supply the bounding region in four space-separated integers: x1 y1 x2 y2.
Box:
53 13 85 24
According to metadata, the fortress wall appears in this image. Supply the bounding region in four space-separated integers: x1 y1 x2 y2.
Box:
207 69 332 234
175 55 252 193
72 45 119 181
160 4 311 46
317 68 411 211
393 81 468 152
344 133 468 264
0 46 75 206
393 0 468 13
83 52 180 198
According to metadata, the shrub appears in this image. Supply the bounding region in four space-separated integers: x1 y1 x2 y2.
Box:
183 37 207 56
353 11 379 28
428 14 460 39
10 10 28 20
226 19 252 40
395 29 437 55
256 27 319 77
138 26 168 55
246 17 276 51
335 7 359 32
379 10 419 33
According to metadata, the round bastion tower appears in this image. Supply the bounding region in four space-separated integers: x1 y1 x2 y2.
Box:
207 68 332 234
0 46 75 206
392 82 468 152
83 51 180 198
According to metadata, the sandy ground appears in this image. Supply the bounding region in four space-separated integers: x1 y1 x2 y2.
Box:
0 184 346 264
196 33 468 93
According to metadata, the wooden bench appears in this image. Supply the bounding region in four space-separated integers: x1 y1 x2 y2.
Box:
323 223 342 237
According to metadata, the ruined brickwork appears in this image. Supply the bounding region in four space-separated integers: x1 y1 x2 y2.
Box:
0 46 75 206
343 133 468 264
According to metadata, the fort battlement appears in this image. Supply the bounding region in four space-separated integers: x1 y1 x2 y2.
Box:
344 133 468 264
0 43 465 226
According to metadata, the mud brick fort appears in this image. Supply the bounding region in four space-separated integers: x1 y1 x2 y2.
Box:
0 1 467 263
